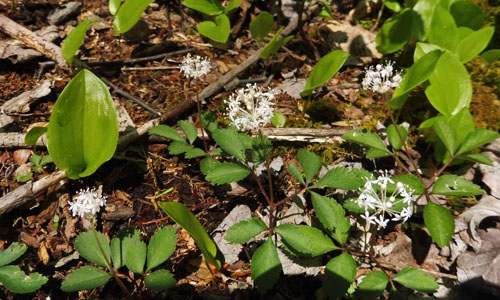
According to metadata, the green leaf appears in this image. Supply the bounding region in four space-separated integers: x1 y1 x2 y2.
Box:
149 125 184 142
0 265 48 294
113 0 154 34
387 174 424 195
147 227 178 272
448 107 475 146
251 238 282 294
125 238 146 274
343 198 365 214
60 266 111 292
342 129 389 153
224 218 268 244
250 11 273 41
251 135 272 166
205 162 250 184
419 115 447 130
144 269 176 291
184 147 206 159
384 0 401 12
376 9 413 54
428 7 458 51
412 0 438 40
260 27 294 59
481 49 500 64
158 202 221 269
182 0 224 15
301 50 350 96
298 149 321 182
198 14 230 43
110 228 141 270
450 0 485 30
425 52 472 116
432 175 484 196
274 224 337 257
47 69 118 179
288 164 305 185
314 167 365 190
424 201 455 248
319 0 333 19
168 140 193 155
459 153 493 166
386 125 407 151
109 0 121 16
62 20 99 64
0 243 27 267
456 27 494 63
323 253 357 300
433 120 457 155
366 147 392 159
201 110 218 133
200 157 221 175
224 0 241 13
356 271 389 300
457 129 500 155
15 173 32 183
271 111 286 128
212 128 246 162
24 126 47 147
310 192 350 245
393 267 438 293
389 49 441 109
75 231 111 268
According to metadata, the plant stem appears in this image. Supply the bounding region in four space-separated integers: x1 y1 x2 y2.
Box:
259 129 276 235
195 78 209 154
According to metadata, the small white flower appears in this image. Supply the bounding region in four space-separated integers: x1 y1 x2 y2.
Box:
68 187 107 219
179 54 211 79
225 83 275 131
362 61 403 93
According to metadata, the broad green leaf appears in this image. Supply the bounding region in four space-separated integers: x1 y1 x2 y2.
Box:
450 0 484 30
144 269 176 291
212 128 246 162
432 175 484 196
457 26 474 39
184 147 205 159
147 227 177 272
376 9 413 54
342 130 389 153
201 110 218 132
205 162 250 184
178 120 198 144
75 231 111 268
250 11 274 41
260 27 294 59
459 153 493 166
448 107 474 146
113 0 154 34
110 228 141 270
251 135 272 166
481 49 500 64
182 0 224 15
393 267 438 293
419 115 447 130
425 52 472 116
200 157 221 175
424 201 454 247
24 126 47 147
298 149 321 182
387 174 424 195
225 218 268 244
149 125 184 142
158 202 221 269
251 238 282 293
314 167 364 190
386 125 407 151
168 140 193 155
310 192 350 245
125 238 146 274
412 0 438 39
60 266 111 292
0 265 47 294
271 111 286 128
47 69 118 179
366 147 392 159
275 224 337 257
356 270 389 300
384 0 402 12
62 20 99 64
224 0 241 13
456 27 494 63
109 0 121 15
343 198 365 214
323 253 356 300
413 42 442 61
198 14 230 43
389 49 441 109
0 243 27 267
319 0 333 19
428 7 458 51
433 120 457 155
288 164 305 185
301 50 350 96
457 129 500 155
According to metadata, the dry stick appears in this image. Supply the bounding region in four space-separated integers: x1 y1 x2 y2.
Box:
85 48 193 66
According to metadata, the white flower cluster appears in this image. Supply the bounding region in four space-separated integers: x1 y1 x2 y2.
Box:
362 61 402 93
225 83 275 132
356 172 414 229
68 187 107 219
179 54 211 79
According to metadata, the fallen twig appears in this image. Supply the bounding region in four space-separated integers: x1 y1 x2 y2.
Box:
85 48 194 67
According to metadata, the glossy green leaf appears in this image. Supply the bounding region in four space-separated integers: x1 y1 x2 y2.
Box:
75 231 111 268
376 9 413 54
0 265 48 294
450 0 485 30
251 238 282 293
393 267 438 293
144 269 176 291
298 149 321 182
342 129 389 153
158 202 221 269
481 49 500 64
24 126 47 147
457 129 500 155
182 0 224 15
424 201 454 248
260 27 294 59
456 27 494 63
432 175 484 196
60 266 111 292
448 107 475 146
433 120 457 155
149 125 184 142
205 162 250 184
200 157 221 175
146 227 177 272
384 0 402 12
168 140 193 155
310 192 350 245
225 218 268 244
288 164 305 185
387 125 407 151
419 115 447 130
387 174 424 195
125 238 146 274
224 0 241 13
0 243 27 267
366 147 392 159
184 147 205 159
275 224 337 257
428 7 458 51
62 20 99 64
271 111 286 128
47 69 118 179
459 153 493 166
314 167 365 190
198 14 230 43
413 43 442 61
110 228 141 270
323 253 356 300
412 0 438 40
109 0 121 15
250 11 273 41
212 128 246 162
301 50 350 96
113 0 154 34
356 270 389 300
177 120 198 144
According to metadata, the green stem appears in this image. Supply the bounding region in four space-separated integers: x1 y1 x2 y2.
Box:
195 78 209 155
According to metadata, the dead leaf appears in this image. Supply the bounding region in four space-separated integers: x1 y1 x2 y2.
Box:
38 243 50 265
12 149 32 165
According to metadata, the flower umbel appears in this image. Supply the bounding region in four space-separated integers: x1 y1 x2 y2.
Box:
225 83 275 131
68 187 107 219
356 172 414 229
179 54 211 79
362 61 402 93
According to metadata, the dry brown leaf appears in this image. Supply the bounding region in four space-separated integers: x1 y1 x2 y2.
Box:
38 243 50 265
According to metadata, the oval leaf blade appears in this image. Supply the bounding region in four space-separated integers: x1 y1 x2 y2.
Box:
393 266 438 293
113 0 154 34
205 162 250 185
356 270 389 300
74 231 111 268
144 269 176 291
61 266 111 292
197 14 230 43
0 265 48 294
342 129 389 153
274 224 337 257
62 20 99 64
251 238 282 294
224 218 268 244
250 11 274 41
423 201 454 248
298 149 321 182
432 174 484 196
0 242 27 267
323 253 357 300
301 50 349 96
147 227 177 272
